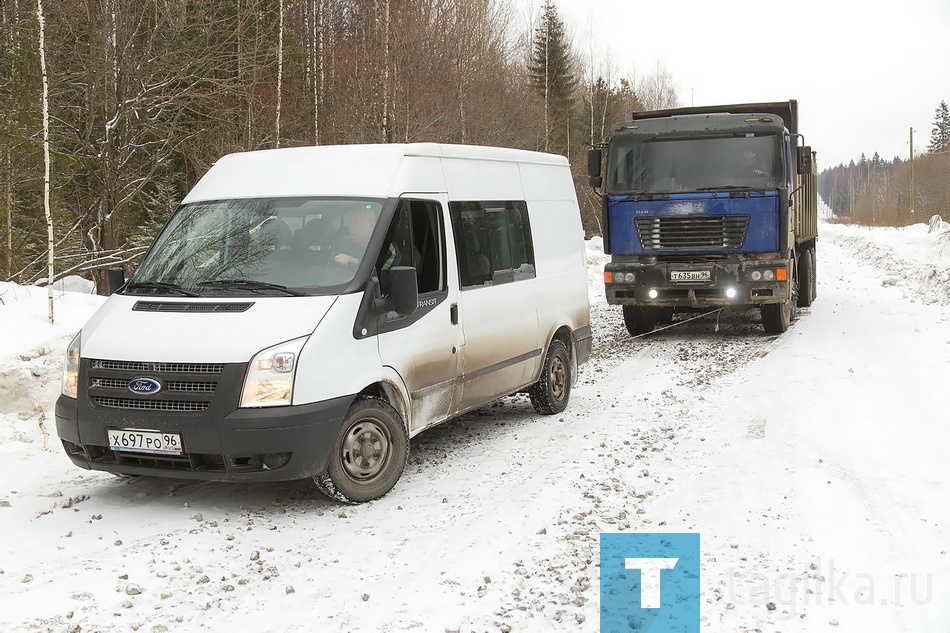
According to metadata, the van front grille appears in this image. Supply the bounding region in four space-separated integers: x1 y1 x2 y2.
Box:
91 360 224 374
93 396 210 412
85 358 227 414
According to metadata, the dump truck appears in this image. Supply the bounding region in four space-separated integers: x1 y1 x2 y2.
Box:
588 100 818 334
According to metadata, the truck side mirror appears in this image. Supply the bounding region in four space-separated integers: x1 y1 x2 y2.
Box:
587 148 603 188
106 267 126 295
797 146 814 175
374 266 418 316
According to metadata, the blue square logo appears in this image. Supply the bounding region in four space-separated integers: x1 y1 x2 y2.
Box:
600 533 700 632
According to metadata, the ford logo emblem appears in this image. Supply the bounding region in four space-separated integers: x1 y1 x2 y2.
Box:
128 377 162 395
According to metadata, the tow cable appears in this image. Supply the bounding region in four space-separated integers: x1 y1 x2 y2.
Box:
591 307 727 357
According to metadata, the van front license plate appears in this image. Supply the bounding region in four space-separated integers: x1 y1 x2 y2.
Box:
108 429 182 455
670 270 711 283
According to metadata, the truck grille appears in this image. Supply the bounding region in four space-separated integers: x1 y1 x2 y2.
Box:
636 215 749 250
86 359 222 413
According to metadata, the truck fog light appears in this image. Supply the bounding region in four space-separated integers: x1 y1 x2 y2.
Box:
648 289 658 299
750 270 762 281
763 270 775 281
725 287 737 299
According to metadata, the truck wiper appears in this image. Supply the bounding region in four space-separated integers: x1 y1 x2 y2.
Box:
197 278 307 296
125 280 200 297
696 185 755 191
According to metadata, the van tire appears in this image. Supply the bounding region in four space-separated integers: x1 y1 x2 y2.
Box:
529 339 571 415
314 397 408 503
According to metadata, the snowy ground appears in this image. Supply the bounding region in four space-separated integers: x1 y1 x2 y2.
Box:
1 218 949 632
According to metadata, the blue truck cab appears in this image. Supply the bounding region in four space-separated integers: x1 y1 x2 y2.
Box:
588 100 818 334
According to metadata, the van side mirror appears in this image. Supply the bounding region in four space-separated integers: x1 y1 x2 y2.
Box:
106 267 126 295
374 266 418 316
587 148 603 188
797 146 814 175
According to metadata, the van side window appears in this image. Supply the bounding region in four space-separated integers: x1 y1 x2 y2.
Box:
379 199 445 296
449 201 535 289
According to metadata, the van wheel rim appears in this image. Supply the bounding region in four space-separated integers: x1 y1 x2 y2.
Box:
550 355 566 400
341 421 391 481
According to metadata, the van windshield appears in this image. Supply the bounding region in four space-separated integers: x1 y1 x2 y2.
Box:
128 197 385 296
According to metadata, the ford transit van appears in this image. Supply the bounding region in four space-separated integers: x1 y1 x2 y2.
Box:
55 143 592 502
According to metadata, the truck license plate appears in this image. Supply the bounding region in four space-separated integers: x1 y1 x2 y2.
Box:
670 270 711 282
108 429 183 455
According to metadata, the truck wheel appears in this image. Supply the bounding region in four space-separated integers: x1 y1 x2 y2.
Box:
656 307 675 324
622 305 658 336
529 339 571 415
314 398 408 503
809 248 818 300
797 248 815 307
760 301 791 333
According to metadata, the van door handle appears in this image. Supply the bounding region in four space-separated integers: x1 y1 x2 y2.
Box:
450 303 458 325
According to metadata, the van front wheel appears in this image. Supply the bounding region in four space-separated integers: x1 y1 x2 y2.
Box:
314 398 408 503
529 339 571 415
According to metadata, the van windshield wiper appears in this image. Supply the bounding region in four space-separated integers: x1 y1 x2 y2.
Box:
197 278 307 296
125 280 200 297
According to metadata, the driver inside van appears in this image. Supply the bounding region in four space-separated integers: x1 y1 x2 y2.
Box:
334 207 400 278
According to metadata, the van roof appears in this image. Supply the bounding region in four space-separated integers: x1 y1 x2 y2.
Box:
182 143 569 203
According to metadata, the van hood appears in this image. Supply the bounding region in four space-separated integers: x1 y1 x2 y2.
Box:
79 294 339 363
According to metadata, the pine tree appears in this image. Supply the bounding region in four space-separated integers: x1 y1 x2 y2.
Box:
527 0 577 153
928 100 950 153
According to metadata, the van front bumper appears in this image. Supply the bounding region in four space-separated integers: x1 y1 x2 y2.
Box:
55 394 354 482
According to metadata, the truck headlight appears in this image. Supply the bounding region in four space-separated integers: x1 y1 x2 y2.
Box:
61 333 81 399
241 336 309 408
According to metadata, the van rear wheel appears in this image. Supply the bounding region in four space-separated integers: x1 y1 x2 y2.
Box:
314 398 408 503
529 339 571 415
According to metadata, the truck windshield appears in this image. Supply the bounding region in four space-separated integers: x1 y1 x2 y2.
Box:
129 197 385 296
605 133 784 194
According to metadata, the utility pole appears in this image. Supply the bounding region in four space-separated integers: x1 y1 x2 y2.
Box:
909 127 915 217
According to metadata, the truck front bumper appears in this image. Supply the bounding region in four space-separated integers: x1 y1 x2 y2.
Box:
606 258 790 308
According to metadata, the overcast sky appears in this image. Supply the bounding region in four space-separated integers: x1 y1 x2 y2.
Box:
536 0 950 168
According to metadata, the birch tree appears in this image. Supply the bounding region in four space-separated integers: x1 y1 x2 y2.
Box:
37 0 53 321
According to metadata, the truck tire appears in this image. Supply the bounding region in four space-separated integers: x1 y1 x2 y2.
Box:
314 397 408 503
797 247 815 307
529 338 571 415
656 307 675 324
760 301 791 333
810 247 818 300
622 305 658 336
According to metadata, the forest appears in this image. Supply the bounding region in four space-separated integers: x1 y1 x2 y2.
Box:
2 0 946 291
818 100 950 226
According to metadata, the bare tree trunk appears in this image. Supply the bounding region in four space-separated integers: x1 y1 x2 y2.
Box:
37 0 53 322
543 28 549 152
4 146 11 279
382 0 391 143
276 0 284 148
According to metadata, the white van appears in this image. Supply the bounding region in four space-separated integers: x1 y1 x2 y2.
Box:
55 143 592 502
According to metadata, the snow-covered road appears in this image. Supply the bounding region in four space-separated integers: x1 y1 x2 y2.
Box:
1 220 949 632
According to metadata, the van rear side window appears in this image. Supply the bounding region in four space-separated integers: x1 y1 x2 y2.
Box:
449 201 535 289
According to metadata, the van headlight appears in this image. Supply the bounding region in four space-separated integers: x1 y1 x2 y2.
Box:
240 336 308 408
61 333 81 399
